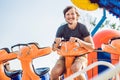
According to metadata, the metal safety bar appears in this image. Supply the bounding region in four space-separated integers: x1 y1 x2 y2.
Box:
64 61 119 80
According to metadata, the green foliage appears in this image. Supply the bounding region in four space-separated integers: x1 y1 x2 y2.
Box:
90 18 120 30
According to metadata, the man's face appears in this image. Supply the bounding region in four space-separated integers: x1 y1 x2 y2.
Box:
64 8 78 25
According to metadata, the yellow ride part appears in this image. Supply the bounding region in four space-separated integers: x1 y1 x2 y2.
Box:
71 0 99 11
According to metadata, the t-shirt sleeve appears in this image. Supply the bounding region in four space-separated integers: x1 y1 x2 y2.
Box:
80 24 90 38
55 26 64 38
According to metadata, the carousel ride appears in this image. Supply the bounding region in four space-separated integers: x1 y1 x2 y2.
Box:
62 0 120 80
0 48 22 80
0 42 52 80
1 0 120 80
10 42 52 80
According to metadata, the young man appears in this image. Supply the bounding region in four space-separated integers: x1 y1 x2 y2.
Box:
50 6 94 80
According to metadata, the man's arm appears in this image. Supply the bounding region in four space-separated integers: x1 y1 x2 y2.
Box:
76 36 95 52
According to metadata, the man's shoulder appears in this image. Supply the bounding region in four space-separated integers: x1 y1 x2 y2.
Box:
78 22 85 27
58 23 67 29
60 23 67 27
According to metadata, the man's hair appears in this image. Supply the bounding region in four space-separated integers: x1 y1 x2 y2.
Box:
63 6 80 17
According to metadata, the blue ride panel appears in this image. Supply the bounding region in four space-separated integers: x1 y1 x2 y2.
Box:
40 73 50 80
97 48 111 74
11 74 21 80
90 0 120 18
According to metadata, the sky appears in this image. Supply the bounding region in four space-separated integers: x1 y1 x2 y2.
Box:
0 0 75 71
0 0 120 72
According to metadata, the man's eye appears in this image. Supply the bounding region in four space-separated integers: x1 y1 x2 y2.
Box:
66 14 69 16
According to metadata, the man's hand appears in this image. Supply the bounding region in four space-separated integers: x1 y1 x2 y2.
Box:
52 38 62 51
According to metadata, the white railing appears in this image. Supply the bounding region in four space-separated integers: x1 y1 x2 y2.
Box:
64 61 119 80
92 63 120 80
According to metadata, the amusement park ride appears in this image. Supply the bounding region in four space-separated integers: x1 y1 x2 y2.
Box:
0 43 52 80
11 42 52 80
0 0 120 80
64 0 120 80
0 48 22 80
